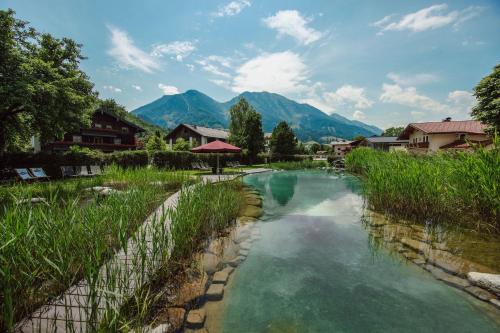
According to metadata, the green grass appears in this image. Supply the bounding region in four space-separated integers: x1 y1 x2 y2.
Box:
269 160 328 170
0 166 191 331
346 144 500 232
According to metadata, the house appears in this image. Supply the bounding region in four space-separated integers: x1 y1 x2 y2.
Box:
398 118 491 153
165 124 229 149
43 109 145 152
360 136 408 151
264 132 273 152
331 140 355 158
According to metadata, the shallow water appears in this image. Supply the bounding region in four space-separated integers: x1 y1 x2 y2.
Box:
215 170 500 333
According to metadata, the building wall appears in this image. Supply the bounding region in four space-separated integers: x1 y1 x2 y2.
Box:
409 130 489 152
332 144 351 157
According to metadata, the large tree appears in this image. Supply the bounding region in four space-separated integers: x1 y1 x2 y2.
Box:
0 9 97 154
381 127 404 137
270 121 297 155
471 64 500 134
228 98 264 162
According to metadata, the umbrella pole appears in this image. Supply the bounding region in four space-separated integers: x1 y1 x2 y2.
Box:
217 154 219 175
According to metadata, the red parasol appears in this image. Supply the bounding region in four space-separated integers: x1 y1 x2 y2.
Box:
191 140 241 173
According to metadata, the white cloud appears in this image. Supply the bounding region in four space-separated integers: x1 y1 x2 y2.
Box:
448 90 476 111
151 41 196 61
107 26 160 73
196 58 232 78
352 110 366 121
231 51 309 94
186 64 195 71
299 98 336 114
387 72 439 86
263 10 322 45
103 85 122 93
131 84 142 91
380 83 452 114
158 84 179 95
206 55 233 68
324 85 373 109
374 4 482 34
210 79 231 90
214 0 251 17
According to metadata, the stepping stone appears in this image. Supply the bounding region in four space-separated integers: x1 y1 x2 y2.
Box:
212 266 234 285
228 256 246 267
240 205 263 218
412 258 426 266
202 253 221 274
206 284 224 301
239 241 251 251
464 286 495 302
236 216 258 225
239 249 249 257
425 265 470 289
467 272 500 296
490 298 500 309
186 308 206 329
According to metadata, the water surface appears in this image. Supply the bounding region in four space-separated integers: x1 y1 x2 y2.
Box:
216 170 500 333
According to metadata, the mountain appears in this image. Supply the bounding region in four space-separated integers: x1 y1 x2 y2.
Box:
132 90 382 142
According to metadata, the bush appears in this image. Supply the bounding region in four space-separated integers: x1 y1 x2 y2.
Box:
152 151 246 169
103 151 148 168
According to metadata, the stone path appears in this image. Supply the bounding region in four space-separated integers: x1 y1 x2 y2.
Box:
16 169 271 332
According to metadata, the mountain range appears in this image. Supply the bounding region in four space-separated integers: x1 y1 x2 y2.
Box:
131 90 382 142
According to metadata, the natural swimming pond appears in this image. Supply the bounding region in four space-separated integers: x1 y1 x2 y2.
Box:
207 170 500 332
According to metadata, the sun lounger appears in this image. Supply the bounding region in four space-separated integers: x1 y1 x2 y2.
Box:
29 167 50 179
60 166 76 178
233 161 246 168
226 161 235 167
15 168 35 181
90 165 102 175
75 166 92 177
200 162 211 170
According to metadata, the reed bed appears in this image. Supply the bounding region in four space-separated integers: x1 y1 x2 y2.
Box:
270 160 327 170
346 143 500 232
0 166 190 331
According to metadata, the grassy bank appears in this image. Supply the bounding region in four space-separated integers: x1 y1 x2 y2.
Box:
0 166 190 331
346 146 500 232
269 160 327 170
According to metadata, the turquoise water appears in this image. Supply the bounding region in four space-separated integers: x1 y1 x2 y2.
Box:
218 170 500 333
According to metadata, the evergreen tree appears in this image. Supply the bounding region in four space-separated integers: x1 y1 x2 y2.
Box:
145 131 167 152
270 121 297 155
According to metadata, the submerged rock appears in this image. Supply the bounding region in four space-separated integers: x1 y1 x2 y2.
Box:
236 216 258 225
202 253 222 274
424 265 470 289
426 249 495 277
206 284 224 301
212 267 234 285
240 205 263 218
464 286 496 302
467 272 500 296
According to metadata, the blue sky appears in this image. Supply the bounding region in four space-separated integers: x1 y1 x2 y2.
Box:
3 0 499 129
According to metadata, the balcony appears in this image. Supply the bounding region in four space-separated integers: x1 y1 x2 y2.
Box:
407 142 429 149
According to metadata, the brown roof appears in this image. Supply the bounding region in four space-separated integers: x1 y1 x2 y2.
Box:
167 124 229 140
399 120 486 139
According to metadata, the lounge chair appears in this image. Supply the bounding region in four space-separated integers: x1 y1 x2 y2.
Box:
61 166 76 178
200 162 211 170
233 161 246 168
15 168 35 181
226 161 235 167
90 165 102 175
29 167 50 180
75 166 92 177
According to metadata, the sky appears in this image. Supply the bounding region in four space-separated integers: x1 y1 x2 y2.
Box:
3 0 500 129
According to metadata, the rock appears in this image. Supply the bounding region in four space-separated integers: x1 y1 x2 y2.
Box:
228 256 245 267
232 227 251 244
236 216 258 225
239 241 251 251
149 323 170 333
239 249 249 257
426 249 496 277
186 308 206 329
202 253 222 274
245 196 262 207
412 258 426 266
100 188 122 196
207 238 225 256
424 265 470 289
171 272 208 307
464 286 495 302
400 238 431 254
221 241 240 262
467 272 500 296
161 307 185 332
490 298 500 309
213 269 230 284
240 205 263 218
206 284 224 301
16 197 48 205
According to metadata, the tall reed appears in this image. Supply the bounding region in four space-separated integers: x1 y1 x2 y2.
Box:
346 142 500 232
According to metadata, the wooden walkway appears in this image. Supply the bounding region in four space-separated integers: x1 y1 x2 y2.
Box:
16 169 271 332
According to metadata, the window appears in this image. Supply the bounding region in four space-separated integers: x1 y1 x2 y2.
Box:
106 124 112 129
94 137 103 144
94 123 102 128
72 135 82 143
114 138 121 145
459 134 466 140
122 127 129 133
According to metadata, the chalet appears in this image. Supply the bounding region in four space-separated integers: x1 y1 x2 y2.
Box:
165 124 229 149
43 109 145 153
331 140 355 158
360 136 408 151
398 118 491 153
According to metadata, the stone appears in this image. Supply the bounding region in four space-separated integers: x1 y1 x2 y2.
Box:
426 249 496 277
239 241 251 251
16 197 48 205
402 251 420 260
100 188 122 196
467 272 500 296
213 269 230 284
228 256 245 267
149 324 169 333
186 308 206 329
240 205 263 218
206 284 224 301
202 253 221 274
490 298 500 309
207 238 225 256
400 238 431 254
239 249 249 257
171 271 208 307
425 265 470 289
464 286 495 302
236 216 258 224
412 258 426 266
232 227 251 244
245 196 262 207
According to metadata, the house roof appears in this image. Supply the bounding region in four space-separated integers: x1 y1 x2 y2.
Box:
167 124 229 139
364 136 408 143
399 120 486 139
330 140 353 145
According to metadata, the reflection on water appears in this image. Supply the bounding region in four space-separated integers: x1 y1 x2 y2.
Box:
213 170 500 333
269 173 297 206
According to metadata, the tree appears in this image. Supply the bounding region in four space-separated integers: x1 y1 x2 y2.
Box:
270 121 297 155
381 127 404 137
471 64 500 134
145 130 167 152
353 135 366 141
0 9 97 154
228 98 264 162
172 138 191 151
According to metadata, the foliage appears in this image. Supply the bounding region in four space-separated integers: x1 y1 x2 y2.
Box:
381 127 404 137
145 131 168 153
152 151 240 169
308 143 321 154
172 138 191 151
346 145 500 232
353 135 366 141
0 9 97 154
0 167 190 330
270 160 327 170
472 64 500 134
228 98 265 162
270 121 297 155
